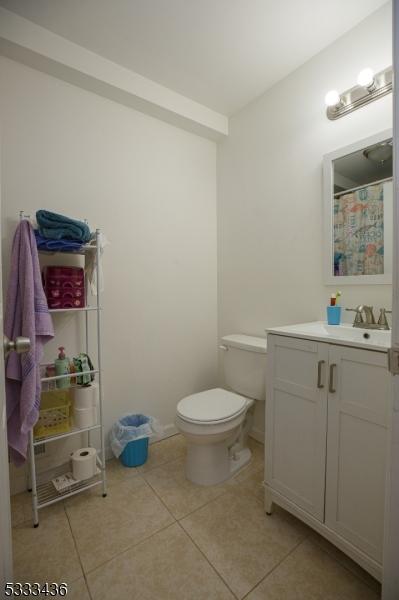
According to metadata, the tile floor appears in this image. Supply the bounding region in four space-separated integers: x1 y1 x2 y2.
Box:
11 435 381 599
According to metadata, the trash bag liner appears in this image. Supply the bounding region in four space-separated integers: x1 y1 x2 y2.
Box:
109 414 163 458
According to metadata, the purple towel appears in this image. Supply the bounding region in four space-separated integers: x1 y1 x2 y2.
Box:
5 221 54 465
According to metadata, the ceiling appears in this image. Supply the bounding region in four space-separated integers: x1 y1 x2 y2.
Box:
0 0 388 115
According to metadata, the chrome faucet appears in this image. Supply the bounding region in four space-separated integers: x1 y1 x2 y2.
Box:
346 305 391 330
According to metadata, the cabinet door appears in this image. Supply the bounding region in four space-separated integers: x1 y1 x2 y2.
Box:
266 335 329 521
325 346 391 563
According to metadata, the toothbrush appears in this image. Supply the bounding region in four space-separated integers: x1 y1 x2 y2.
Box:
335 290 342 305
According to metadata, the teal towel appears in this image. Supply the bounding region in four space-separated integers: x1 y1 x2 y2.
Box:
36 210 91 243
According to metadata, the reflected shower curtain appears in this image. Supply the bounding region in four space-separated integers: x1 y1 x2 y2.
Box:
333 182 384 276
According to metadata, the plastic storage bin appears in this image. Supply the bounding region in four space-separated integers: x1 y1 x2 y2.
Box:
120 437 149 467
42 266 85 309
34 389 72 439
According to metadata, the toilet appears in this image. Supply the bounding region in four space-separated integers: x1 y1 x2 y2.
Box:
175 334 267 486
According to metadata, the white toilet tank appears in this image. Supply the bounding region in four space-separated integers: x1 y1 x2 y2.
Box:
221 334 267 401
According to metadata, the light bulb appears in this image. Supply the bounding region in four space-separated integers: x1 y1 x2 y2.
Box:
357 68 374 88
325 90 341 107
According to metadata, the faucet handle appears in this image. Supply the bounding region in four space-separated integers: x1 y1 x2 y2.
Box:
345 308 364 324
378 308 391 330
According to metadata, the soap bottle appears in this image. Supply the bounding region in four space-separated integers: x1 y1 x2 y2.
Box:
55 346 70 389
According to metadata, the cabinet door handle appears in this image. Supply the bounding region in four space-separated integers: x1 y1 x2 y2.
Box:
317 360 325 389
329 363 337 393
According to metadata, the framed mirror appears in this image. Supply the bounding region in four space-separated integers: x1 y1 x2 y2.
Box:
323 129 393 285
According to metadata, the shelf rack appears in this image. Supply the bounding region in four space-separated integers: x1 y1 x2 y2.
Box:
48 306 100 314
33 424 101 446
41 369 99 384
20 212 107 526
35 463 102 508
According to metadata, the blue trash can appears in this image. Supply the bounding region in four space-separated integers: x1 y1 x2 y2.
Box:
120 436 149 467
113 414 152 467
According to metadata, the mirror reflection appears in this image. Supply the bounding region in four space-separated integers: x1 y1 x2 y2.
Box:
333 138 392 277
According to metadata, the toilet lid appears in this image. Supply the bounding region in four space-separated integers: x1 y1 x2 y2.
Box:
177 388 247 423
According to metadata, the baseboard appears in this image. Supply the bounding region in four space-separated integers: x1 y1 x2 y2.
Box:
162 423 178 438
249 427 265 444
9 467 28 496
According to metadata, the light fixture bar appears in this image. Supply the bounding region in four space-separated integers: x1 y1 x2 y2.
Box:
326 66 392 120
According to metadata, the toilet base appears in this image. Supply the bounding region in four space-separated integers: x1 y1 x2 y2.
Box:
230 446 251 477
185 442 252 486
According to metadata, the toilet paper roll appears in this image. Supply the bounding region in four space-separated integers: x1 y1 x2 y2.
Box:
71 447 97 481
74 406 96 429
73 383 99 410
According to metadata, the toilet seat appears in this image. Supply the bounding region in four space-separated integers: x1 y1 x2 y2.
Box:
177 388 247 424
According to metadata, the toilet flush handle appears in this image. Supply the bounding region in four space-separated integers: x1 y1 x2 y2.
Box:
219 345 229 351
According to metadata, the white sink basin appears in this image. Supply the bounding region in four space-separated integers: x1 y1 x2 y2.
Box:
267 321 391 351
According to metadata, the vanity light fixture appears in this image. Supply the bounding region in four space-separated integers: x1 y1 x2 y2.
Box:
324 90 342 108
357 68 376 91
325 66 392 120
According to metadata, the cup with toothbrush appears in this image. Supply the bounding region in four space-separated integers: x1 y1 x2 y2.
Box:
327 291 342 325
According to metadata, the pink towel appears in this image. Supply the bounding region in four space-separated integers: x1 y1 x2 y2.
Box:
5 220 54 465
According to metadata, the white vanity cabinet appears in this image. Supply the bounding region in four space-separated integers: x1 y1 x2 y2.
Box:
325 345 390 563
265 333 391 580
265 336 329 521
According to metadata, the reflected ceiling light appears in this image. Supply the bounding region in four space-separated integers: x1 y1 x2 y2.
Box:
363 142 392 165
357 68 376 91
324 90 341 107
325 66 392 120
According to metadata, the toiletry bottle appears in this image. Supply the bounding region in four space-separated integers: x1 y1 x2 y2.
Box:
55 347 70 389
69 361 77 386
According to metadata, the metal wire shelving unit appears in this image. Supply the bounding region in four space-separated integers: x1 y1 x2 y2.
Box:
19 212 107 526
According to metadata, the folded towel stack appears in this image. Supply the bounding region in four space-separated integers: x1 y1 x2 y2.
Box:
34 230 84 252
36 210 91 245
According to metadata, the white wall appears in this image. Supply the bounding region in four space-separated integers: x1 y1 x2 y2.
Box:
0 57 218 490
0 3 393 483
217 3 393 439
